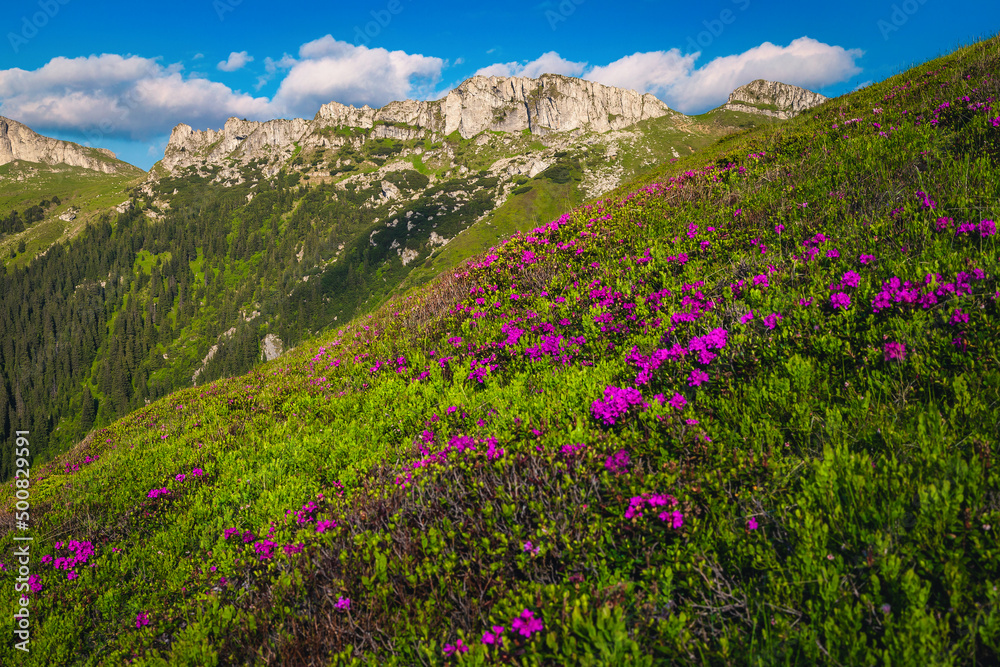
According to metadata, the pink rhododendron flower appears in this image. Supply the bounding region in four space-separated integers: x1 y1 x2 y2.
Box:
884 341 907 362
511 609 544 637
443 639 470 655
688 369 709 387
830 292 851 310
482 625 506 646
604 450 631 473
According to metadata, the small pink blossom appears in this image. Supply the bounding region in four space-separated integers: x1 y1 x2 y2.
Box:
884 341 906 362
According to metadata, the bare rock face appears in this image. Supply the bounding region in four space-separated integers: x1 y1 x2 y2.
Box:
439 74 672 138
162 117 311 178
260 333 284 361
155 74 677 179
723 80 827 119
0 116 128 173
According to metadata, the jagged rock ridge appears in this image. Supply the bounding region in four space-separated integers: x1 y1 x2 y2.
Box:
158 74 676 179
0 116 128 174
722 80 827 119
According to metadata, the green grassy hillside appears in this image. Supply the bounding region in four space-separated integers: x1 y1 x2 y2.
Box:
1 36 999 665
0 160 144 268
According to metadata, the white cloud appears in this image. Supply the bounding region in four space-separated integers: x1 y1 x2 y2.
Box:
475 51 586 79
270 35 444 114
0 54 271 140
217 51 253 72
0 41 446 140
0 37 861 152
586 37 862 113
265 54 298 74
586 50 697 100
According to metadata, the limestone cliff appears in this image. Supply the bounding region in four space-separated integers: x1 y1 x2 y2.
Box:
156 74 677 179
0 116 131 173
722 80 827 119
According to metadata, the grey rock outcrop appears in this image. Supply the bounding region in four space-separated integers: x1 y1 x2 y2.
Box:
437 74 671 137
260 333 284 361
722 80 826 119
162 117 312 178
0 116 128 173
156 74 676 179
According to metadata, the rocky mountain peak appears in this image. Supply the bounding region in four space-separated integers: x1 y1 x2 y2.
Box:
159 74 678 180
0 116 131 173
723 80 827 119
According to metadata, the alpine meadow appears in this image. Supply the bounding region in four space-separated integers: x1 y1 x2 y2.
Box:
0 26 999 667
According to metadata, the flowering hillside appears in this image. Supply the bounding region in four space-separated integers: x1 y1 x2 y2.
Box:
1 36 999 666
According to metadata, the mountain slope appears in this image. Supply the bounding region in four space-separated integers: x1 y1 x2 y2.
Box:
1 35 998 665
0 75 797 474
0 118 145 268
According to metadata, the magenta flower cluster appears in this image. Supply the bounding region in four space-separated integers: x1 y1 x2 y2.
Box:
884 341 907 362
254 540 279 560
288 500 319 526
38 540 95 581
871 270 984 314
625 493 684 528
145 466 206 499
64 454 99 474
591 385 645 426
511 608 545 637
941 216 995 238
316 519 338 533
830 292 851 310
604 449 631 474
473 608 545 655
688 369 710 387
443 639 470 656
396 434 505 488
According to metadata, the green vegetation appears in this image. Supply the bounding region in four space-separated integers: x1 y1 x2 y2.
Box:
399 175 580 291
0 161 144 268
693 106 784 132
1 35 999 666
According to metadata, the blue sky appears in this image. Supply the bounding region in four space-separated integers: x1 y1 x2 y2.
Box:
1 0 997 169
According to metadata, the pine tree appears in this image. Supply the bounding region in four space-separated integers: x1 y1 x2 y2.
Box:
80 387 95 433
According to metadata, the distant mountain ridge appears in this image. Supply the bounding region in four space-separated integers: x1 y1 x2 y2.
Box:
154 75 826 183
158 73 678 179
0 116 135 174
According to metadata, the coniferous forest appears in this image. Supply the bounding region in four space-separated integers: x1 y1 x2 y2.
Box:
0 168 394 479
